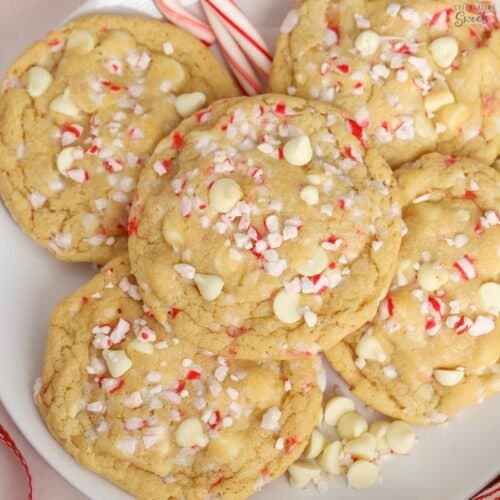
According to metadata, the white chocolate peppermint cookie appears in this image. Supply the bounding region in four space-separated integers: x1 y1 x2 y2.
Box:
37 256 322 499
270 0 500 167
0 15 238 263
129 95 402 359
326 153 500 424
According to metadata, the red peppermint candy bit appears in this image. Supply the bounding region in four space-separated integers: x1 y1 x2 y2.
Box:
273 102 287 115
453 255 476 280
175 380 186 394
338 199 346 209
228 347 238 356
62 123 83 137
429 7 454 27
208 410 222 429
227 326 247 338
277 147 284 160
425 317 437 331
168 307 180 319
209 475 225 489
127 217 138 236
386 296 395 317
261 465 272 478
335 63 350 74
469 28 482 46
327 24 340 43
82 296 89 305
101 80 121 92
48 38 62 47
108 379 125 394
284 435 300 454
172 131 184 149
444 155 457 166
428 296 444 317
326 234 338 244
474 221 485 235
88 144 100 155
394 43 411 54
464 190 477 200
346 118 365 144
185 370 201 381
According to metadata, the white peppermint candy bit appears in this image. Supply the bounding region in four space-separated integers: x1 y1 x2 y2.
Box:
175 418 208 448
110 319 130 344
283 135 313 166
273 289 301 324
26 66 53 97
434 367 465 386
288 461 322 489
174 263 196 280
260 406 282 432
194 273 224 301
57 146 83 175
429 36 459 68
468 315 495 336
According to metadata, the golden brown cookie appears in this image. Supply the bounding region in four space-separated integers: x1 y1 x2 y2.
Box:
129 94 402 359
37 255 322 499
0 15 238 263
270 0 500 167
325 153 500 424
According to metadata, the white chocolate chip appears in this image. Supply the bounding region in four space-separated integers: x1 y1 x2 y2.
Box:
162 219 184 249
434 367 465 387
323 396 355 426
354 30 380 57
273 290 301 324
368 420 390 453
424 86 455 113
386 420 416 454
175 418 208 448
26 66 53 97
317 441 342 475
336 411 368 440
127 339 154 355
478 282 500 314
429 36 459 68
194 273 224 301
283 135 313 166
209 178 243 213
299 185 319 205
102 350 132 378
288 461 322 489
175 92 207 117
302 429 326 459
418 263 449 291
66 30 97 53
355 335 386 363
157 57 186 91
56 146 82 175
343 432 376 460
50 88 80 118
347 460 379 489
296 247 328 276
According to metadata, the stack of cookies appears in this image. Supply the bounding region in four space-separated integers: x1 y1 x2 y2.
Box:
0 1 498 498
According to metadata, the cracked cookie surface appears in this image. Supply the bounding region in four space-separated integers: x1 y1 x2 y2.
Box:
270 0 500 168
325 153 500 424
129 94 402 359
37 255 322 499
0 15 238 263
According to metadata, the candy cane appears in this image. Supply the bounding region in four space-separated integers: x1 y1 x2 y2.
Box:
204 0 273 76
155 0 215 45
201 0 262 95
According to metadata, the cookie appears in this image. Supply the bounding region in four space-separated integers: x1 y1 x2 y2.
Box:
37 255 322 499
270 0 500 167
0 15 238 263
129 94 402 359
325 153 500 424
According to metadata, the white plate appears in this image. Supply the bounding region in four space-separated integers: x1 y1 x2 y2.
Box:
0 1 498 499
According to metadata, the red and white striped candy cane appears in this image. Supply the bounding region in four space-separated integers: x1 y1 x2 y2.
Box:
201 0 262 95
203 0 273 76
155 0 215 45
